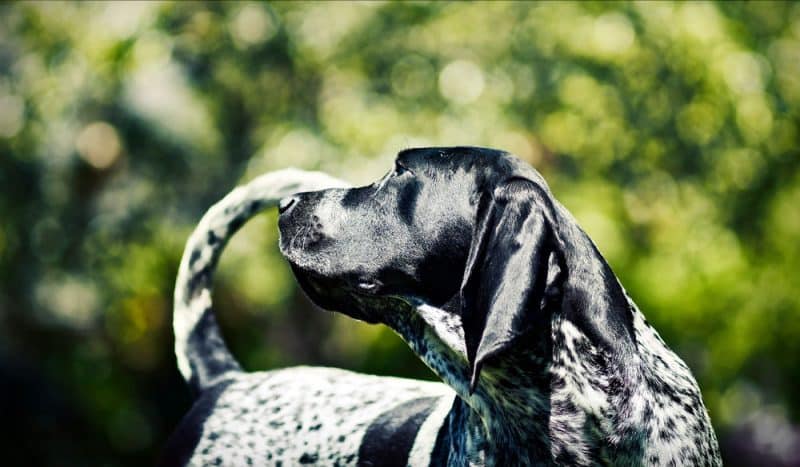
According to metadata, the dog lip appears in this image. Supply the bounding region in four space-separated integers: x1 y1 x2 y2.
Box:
288 264 382 324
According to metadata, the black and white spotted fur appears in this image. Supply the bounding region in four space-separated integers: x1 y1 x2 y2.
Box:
164 149 722 466
164 169 454 466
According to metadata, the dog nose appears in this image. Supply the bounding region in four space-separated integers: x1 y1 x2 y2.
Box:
278 196 298 215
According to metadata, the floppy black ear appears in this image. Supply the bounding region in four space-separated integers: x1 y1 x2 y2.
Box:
459 179 555 392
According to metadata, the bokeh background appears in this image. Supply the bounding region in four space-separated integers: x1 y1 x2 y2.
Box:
1 1 799 466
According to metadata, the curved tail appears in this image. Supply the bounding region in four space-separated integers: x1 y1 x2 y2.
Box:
173 169 350 394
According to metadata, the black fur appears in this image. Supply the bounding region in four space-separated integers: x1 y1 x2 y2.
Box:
278 147 721 465
357 397 439 467
166 152 721 466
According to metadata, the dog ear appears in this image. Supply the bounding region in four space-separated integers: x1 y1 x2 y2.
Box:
459 178 555 393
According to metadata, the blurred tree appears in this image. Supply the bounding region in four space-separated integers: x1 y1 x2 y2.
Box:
0 2 798 466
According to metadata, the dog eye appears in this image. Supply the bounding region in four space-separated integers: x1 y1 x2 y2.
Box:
357 279 382 293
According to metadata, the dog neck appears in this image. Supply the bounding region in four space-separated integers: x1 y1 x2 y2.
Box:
389 300 656 464
387 302 548 462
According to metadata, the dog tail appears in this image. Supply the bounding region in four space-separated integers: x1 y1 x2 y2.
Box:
173 168 349 394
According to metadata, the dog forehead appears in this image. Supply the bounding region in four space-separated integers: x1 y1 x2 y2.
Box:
397 146 506 170
397 146 550 192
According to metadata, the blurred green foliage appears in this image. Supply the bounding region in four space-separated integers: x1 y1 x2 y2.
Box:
1 2 799 466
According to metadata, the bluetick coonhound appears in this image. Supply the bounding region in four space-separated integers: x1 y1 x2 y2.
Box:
162 147 721 466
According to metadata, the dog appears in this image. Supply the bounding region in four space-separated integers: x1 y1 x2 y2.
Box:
162 148 722 466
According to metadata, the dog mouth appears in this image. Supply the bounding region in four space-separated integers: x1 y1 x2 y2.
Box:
276 197 401 324
287 263 383 324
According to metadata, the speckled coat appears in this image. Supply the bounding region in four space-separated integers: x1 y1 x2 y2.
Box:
163 153 722 466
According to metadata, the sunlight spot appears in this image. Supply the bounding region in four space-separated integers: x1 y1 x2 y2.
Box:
736 95 774 143
76 121 122 170
676 99 723 145
99 1 155 40
439 60 485 104
714 148 763 190
290 4 373 60
35 275 99 329
124 61 217 150
0 94 25 138
230 3 278 49
720 51 768 95
592 13 635 56
679 2 723 42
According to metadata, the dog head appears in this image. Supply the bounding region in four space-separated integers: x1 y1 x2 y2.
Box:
279 147 633 390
